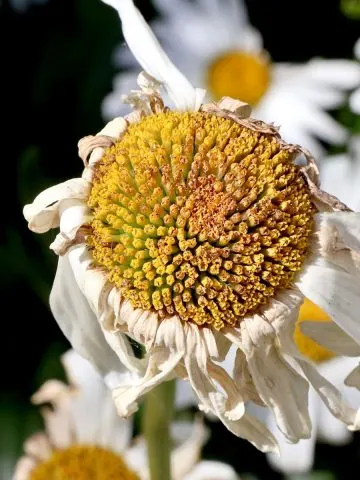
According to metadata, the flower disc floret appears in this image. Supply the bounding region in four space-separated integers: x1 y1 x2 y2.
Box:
88 111 314 330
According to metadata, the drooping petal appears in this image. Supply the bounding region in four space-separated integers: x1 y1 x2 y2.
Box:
101 0 205 111
23 433 52 462
49 248 140 398
23 178 90 233
13 456 38 480
225 315 311 443
266 390 318 474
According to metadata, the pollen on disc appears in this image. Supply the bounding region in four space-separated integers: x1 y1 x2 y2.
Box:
30 445 140 480
87 111 314 330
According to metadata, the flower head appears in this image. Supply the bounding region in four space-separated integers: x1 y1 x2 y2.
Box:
14 350 236 480
24 0 360 455
104 0 360 158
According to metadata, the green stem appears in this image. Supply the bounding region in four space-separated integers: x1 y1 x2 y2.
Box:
143 380 175 480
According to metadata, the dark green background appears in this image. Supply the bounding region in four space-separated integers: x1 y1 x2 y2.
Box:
1 0 360 478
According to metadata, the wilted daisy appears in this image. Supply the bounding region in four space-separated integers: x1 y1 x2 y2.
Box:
14 350 237 480
350 39 360 114
24 0 360 454
103 0 360 158
261 138 360 473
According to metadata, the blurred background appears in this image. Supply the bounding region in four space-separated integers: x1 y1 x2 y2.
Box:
1 0 360 478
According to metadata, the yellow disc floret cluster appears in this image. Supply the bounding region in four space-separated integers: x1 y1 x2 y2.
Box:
88 111 314 330
30 445 140 480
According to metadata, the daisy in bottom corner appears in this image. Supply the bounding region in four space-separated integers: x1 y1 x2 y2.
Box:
23 0 360 457
13 350 239 480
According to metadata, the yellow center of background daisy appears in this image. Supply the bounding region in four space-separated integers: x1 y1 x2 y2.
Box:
88 111 313 330
30 445 139 480
206 51 271 105
294 299 335 363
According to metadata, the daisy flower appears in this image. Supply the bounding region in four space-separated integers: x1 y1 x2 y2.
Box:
350 39 360 114
103 0 360 158
23 0 360 454
14 349 238 480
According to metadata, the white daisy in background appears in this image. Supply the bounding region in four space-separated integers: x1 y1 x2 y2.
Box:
14 349 238 480
350 38 360 115
23 0 360 455
102 0 360 158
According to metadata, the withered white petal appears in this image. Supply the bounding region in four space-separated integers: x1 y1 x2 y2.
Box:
102 0 205 111
23 178 90 233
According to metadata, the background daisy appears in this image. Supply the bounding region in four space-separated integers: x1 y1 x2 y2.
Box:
14 349 239 480
103 0 360 158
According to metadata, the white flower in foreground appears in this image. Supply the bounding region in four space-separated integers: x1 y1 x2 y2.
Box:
24 0 360 455
350 39 360 114
103 0 360 158
14 350 237 480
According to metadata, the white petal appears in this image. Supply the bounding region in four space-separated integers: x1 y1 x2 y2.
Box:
317 357 360 444
13 456 38 480
300 321 360 356
61 350 132 450
23 433 52 461
23 179 90 233
171 419 208 480
183 460 239 480
226 316 311 443
355 38 360 60
49 250 138 401
266 390 318 474
298 359 359 430
209 392 279 454
350 88 360 115
296 257 360 345
101 0 205 110
305 59 360 89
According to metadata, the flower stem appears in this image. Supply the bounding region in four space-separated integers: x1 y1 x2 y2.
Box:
143 380 175 480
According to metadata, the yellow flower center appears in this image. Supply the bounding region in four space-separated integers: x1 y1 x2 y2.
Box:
206 50 271 105
88 111 313 330
30 445 139 480
294 299 335 363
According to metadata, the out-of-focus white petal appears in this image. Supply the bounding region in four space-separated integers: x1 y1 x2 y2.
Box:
317 357 360 445
350 88 360 115
101 0 205 110
183 460 239 480
295 257 360 345
300 321 360 357
305 59 360 89
61 350 133 451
